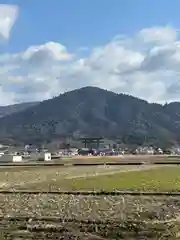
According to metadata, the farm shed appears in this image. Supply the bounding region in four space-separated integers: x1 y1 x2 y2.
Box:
44 152 52 161
0 154 23 163
29 152 52 161
30 152 45 161
13 155 23 162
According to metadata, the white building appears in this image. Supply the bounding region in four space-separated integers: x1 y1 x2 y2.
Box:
12 155 22 162
0 154 23 163
44 152 52 161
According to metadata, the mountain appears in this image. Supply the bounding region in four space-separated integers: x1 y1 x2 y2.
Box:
0 102 39 118
0 86 179 147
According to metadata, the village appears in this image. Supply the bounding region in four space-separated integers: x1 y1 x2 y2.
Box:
0 140 178 164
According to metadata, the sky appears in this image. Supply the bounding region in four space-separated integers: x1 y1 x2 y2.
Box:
0 1 180 104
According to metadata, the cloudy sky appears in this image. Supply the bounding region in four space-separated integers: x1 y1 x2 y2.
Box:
0 0 180 105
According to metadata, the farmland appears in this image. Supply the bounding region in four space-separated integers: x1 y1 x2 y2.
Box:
0 164 162 190
0 164 180 191
1 163 180 238
1 192 180 238
51 166 180 192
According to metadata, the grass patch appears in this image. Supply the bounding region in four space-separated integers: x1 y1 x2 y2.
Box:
16 166 180 191
67 166 180 191
2 164 180 191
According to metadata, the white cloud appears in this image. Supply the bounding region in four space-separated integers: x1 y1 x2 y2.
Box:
0 4 19 40
21 42 73 62
1 26 180 104
138 26 178 44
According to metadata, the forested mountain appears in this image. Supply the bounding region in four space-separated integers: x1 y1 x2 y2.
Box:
0 86 179 147
0 102 39 118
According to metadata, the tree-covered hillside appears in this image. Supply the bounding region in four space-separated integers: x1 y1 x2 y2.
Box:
0 86 178 147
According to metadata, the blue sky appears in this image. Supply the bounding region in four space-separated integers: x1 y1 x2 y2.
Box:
2 0 180 52
0 1 180 104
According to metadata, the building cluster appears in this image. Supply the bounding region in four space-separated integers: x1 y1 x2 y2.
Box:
0 149 53 163
0 141 179 163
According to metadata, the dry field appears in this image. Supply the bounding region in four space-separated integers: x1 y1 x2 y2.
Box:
1 194 180 239
0 164 180 239
60 154 180 164
0 164 163 190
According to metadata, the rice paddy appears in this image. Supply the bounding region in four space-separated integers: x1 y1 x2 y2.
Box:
2 165 180 192
1 163 180 238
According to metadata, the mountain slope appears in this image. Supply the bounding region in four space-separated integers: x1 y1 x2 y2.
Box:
0 102 39 118
0 86 178 147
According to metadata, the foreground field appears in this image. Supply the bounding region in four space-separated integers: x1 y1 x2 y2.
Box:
61 166 180 191
7 165 180 191
1 194 180 239
0 164 160 190
0 165 180 191
1 165 180 238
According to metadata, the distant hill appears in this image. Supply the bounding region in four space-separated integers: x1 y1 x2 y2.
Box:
0 86 179 147
0 102 39 118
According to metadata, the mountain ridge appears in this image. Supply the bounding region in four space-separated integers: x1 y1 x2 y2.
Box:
0 86 179 147
0 101 39 118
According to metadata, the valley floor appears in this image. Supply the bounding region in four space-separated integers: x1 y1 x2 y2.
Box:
1 164 180 239
0 164 164 191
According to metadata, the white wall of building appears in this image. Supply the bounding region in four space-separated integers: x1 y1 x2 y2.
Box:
44 152 51 161
13 155 22 162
